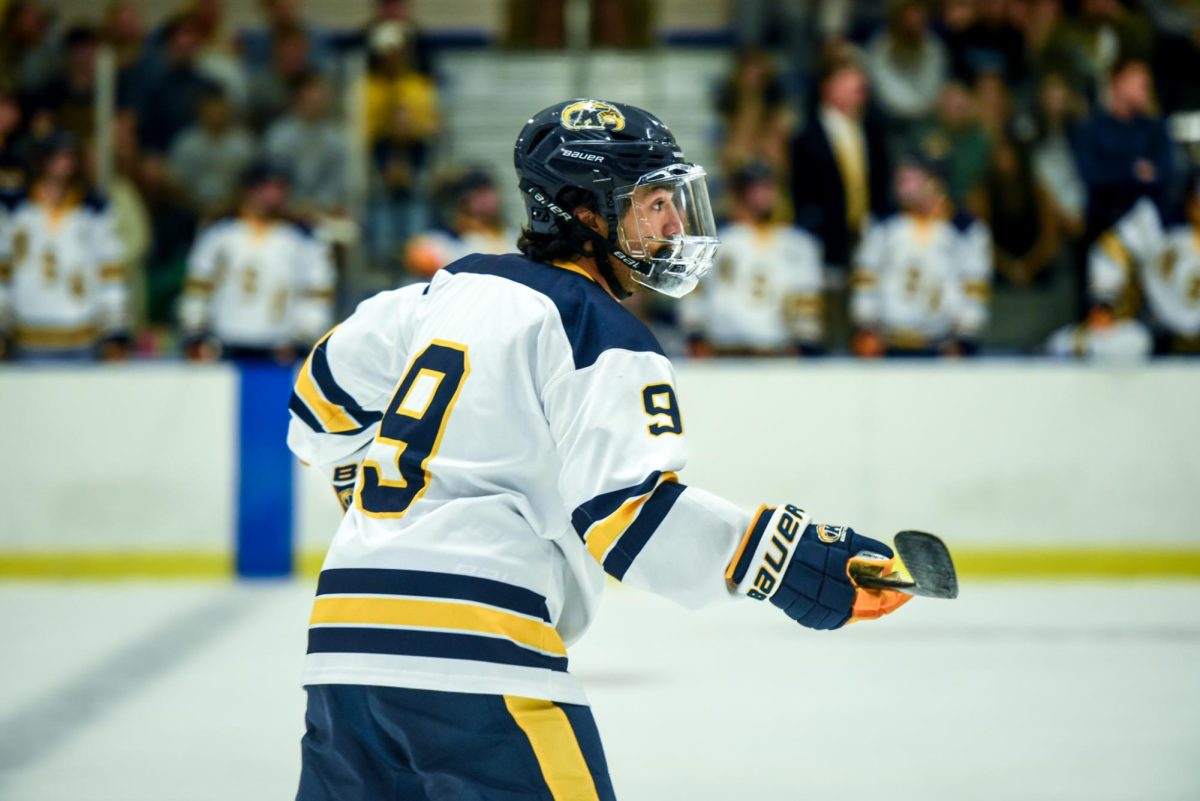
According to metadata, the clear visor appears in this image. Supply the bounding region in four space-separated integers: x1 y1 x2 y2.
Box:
614 164 719 297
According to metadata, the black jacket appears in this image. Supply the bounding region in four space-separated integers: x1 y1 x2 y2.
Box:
789 108 891 269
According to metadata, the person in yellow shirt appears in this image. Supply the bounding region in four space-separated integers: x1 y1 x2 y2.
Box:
363 21 440 274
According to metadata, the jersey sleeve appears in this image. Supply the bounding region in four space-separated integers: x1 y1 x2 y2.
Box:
542 347 753 609
952 218 992 338
178 224 223 338
287 283 427 472
289 229 336 346
850 217 886 328
1089 197 1162 307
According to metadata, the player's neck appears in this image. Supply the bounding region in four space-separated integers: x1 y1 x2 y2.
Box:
564 253 625 300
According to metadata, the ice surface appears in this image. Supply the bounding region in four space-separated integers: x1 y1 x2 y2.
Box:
1 580 1198 800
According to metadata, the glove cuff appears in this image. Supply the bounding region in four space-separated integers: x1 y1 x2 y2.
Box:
726 504 811 601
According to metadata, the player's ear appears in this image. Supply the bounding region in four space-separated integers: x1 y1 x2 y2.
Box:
574 207 606 237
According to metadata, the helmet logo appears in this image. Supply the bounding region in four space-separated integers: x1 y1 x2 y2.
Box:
561 100 626 132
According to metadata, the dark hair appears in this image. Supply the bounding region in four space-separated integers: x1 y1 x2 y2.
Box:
516 187 595 264
817 52 864 89
1110 56 1149 82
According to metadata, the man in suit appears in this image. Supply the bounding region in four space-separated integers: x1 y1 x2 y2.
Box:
790 53 891 350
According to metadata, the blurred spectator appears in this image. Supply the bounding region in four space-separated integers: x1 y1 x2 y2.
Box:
1068 0 1153 94
363 22 439 146
0 134 128 361
245 24 314 133
179 162 333 363
405 169 517 279
790 54 890 348
863 0 948 129
1021 0 1092 97
1031 72 1087 239
168 87 256 217
103 0 159 111
369 0 432 74
984 137 1061 288
37 26 100 144
908 80 990 212
946 0 1025 85
1072 58 1174 244
1087 174 1200 355
679 162 824 357
239 0 332 73
851 154 992 357
973 69 1014 144
0 1 61 96
716 49 792 182
99 114 152 337
263 72 350 217
136 13 220 155
188 0 248 111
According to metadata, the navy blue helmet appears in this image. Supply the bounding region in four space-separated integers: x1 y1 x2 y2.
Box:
514 99 718 298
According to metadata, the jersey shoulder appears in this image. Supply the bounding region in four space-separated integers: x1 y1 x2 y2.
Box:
443 252 664 370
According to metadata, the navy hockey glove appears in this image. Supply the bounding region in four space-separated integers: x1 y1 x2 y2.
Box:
726 505 910 630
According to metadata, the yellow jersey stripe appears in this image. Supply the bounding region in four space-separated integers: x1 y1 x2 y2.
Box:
585 471 677 564
1098 231 1133 272
551 260 597 283
294 330 360 434
309 596 567 656
504 696 601 801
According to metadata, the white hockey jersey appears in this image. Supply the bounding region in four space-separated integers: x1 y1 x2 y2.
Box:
1089 197 1200 337
287 253 765 705
851 211 991 346
0 189 127 350
179 215 334 349
679 222 824 350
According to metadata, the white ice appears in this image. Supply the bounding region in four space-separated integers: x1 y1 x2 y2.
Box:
2 580 1198 801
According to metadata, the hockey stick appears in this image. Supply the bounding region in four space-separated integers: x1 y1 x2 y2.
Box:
851 531 959 599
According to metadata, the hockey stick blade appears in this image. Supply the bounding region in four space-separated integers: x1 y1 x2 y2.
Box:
852 531 959 599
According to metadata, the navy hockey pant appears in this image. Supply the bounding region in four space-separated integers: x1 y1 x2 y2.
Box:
296 684 618 801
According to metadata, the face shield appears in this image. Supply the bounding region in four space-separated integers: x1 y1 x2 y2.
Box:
614 164 719 297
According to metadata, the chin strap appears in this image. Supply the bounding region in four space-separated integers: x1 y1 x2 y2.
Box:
521 179 657 301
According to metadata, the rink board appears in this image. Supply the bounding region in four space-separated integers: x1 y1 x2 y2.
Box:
1 361 1198 578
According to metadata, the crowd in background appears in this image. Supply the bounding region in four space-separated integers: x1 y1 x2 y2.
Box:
1 0 1199 363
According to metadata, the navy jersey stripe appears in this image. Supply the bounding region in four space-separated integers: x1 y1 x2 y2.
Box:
603 481 686 580
728 507 775 584
316 568 552 622
570 470 665 540
444 253 664 369
309 338 383 431
288 391 324 432
307 626 569 672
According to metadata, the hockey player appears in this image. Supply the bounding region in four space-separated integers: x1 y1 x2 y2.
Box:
404 167 518 278
1087 171 1200 355
288 99 912 801
851 154 992 357
0 133 128 361
179 162 335 363
680 161 824 356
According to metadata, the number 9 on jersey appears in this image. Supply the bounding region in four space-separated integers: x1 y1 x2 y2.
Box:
356 340 471 518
